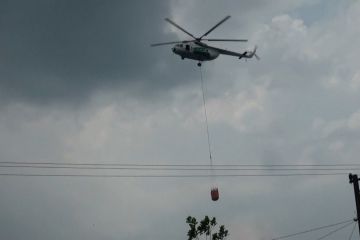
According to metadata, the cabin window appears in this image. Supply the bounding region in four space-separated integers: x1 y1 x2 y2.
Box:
185 45 190 51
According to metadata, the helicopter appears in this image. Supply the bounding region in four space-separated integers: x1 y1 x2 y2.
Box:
151 15 259 67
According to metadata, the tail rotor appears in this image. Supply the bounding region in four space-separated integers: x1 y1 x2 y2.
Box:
253 45 260 60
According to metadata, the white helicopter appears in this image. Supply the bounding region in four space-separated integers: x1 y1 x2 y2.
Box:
151 15 259 67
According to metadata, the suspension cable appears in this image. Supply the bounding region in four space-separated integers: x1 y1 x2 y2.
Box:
199 66 213 167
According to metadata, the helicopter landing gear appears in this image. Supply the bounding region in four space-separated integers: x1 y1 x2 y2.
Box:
197 62 202 67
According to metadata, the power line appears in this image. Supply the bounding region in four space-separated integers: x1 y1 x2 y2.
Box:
0 173 348 178
316 221 354 240
0 165 359 171
348 222 357 240
0 161 360 167
271 219 354 240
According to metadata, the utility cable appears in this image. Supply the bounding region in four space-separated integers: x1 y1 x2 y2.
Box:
347 222 357 240
1 161 359 167
0 172 348 178
0 165 359 171
315 221 354 240
271 219 354 240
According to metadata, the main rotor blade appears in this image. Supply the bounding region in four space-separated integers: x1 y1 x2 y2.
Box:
200 15 231 39
164 18 197 40
202 38 248 42
150 40 194 47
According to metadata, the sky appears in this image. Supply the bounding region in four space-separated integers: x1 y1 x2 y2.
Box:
1 0 360 239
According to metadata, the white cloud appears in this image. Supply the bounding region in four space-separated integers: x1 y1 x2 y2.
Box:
315 109 360 138
203 81 270 131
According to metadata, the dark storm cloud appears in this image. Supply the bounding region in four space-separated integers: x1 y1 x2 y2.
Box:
0 0 197 105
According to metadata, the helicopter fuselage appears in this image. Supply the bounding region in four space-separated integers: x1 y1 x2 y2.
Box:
172 42 219 61
151 16 258 66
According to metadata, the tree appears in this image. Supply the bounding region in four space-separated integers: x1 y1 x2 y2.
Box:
186 216 229 240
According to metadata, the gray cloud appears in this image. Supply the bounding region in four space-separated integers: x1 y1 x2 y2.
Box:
0 0 201 105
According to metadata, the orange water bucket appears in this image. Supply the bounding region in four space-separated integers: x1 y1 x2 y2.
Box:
211 187 219 201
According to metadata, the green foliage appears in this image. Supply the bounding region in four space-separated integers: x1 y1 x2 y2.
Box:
186 216 229 240
212 225 229 240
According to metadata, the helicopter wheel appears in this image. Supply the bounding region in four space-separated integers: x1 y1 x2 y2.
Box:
197 62 202 67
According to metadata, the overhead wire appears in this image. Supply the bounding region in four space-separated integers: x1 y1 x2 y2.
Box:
1 161 359 167
0 165 359 171
347 222 357 240
0 172 348 178
0 161 356 178
0 162 355 177
271 219 354 240
315 221 355 240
